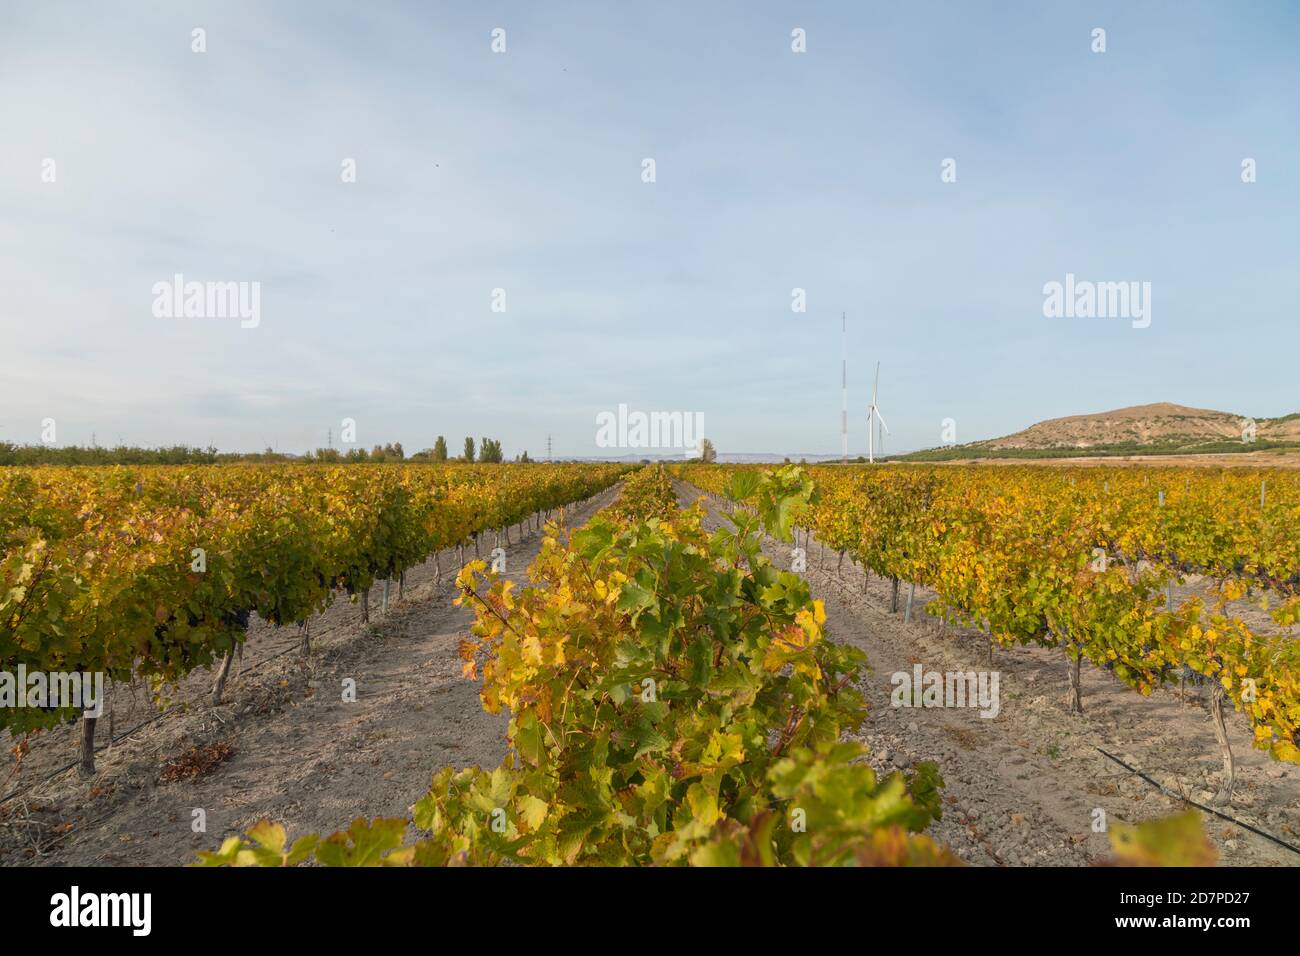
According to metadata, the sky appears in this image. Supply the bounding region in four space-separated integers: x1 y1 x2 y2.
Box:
2 0 1298 458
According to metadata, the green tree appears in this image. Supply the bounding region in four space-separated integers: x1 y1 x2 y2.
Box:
463 437 476 462
700 438 717 463
480 437 504 463
432 436 448 462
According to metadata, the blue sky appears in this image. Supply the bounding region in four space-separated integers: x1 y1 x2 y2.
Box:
2 1 1297 457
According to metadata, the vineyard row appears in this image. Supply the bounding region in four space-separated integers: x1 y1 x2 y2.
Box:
672 463 1300 805
1 463 630 769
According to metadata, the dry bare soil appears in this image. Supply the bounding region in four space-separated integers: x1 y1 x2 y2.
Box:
672 482 1299 867
1 479 1295 867
0 487 620 866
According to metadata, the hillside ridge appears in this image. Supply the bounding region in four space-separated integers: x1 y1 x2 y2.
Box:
900 402 1300 461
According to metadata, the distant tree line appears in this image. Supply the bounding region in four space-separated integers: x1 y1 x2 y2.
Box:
0 442 235 466
306 442 406 462
896 439 1300 463
404 436 514 464
304 435 521 463
0 434 530 466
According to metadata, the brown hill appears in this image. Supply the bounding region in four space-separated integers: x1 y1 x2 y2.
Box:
975 403 1300 450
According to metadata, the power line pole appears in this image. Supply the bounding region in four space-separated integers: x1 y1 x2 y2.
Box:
841 312 848 464
547 435 552 462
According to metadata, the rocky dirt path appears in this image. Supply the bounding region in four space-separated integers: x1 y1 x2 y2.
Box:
675 480 1300 867
0 485 622 866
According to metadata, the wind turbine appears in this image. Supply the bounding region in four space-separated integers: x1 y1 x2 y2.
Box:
867 362 889 464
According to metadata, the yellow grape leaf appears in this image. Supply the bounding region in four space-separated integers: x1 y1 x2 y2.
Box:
1108 812 1217 867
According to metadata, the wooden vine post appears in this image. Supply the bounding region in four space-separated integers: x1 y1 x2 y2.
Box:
79 714 97 777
